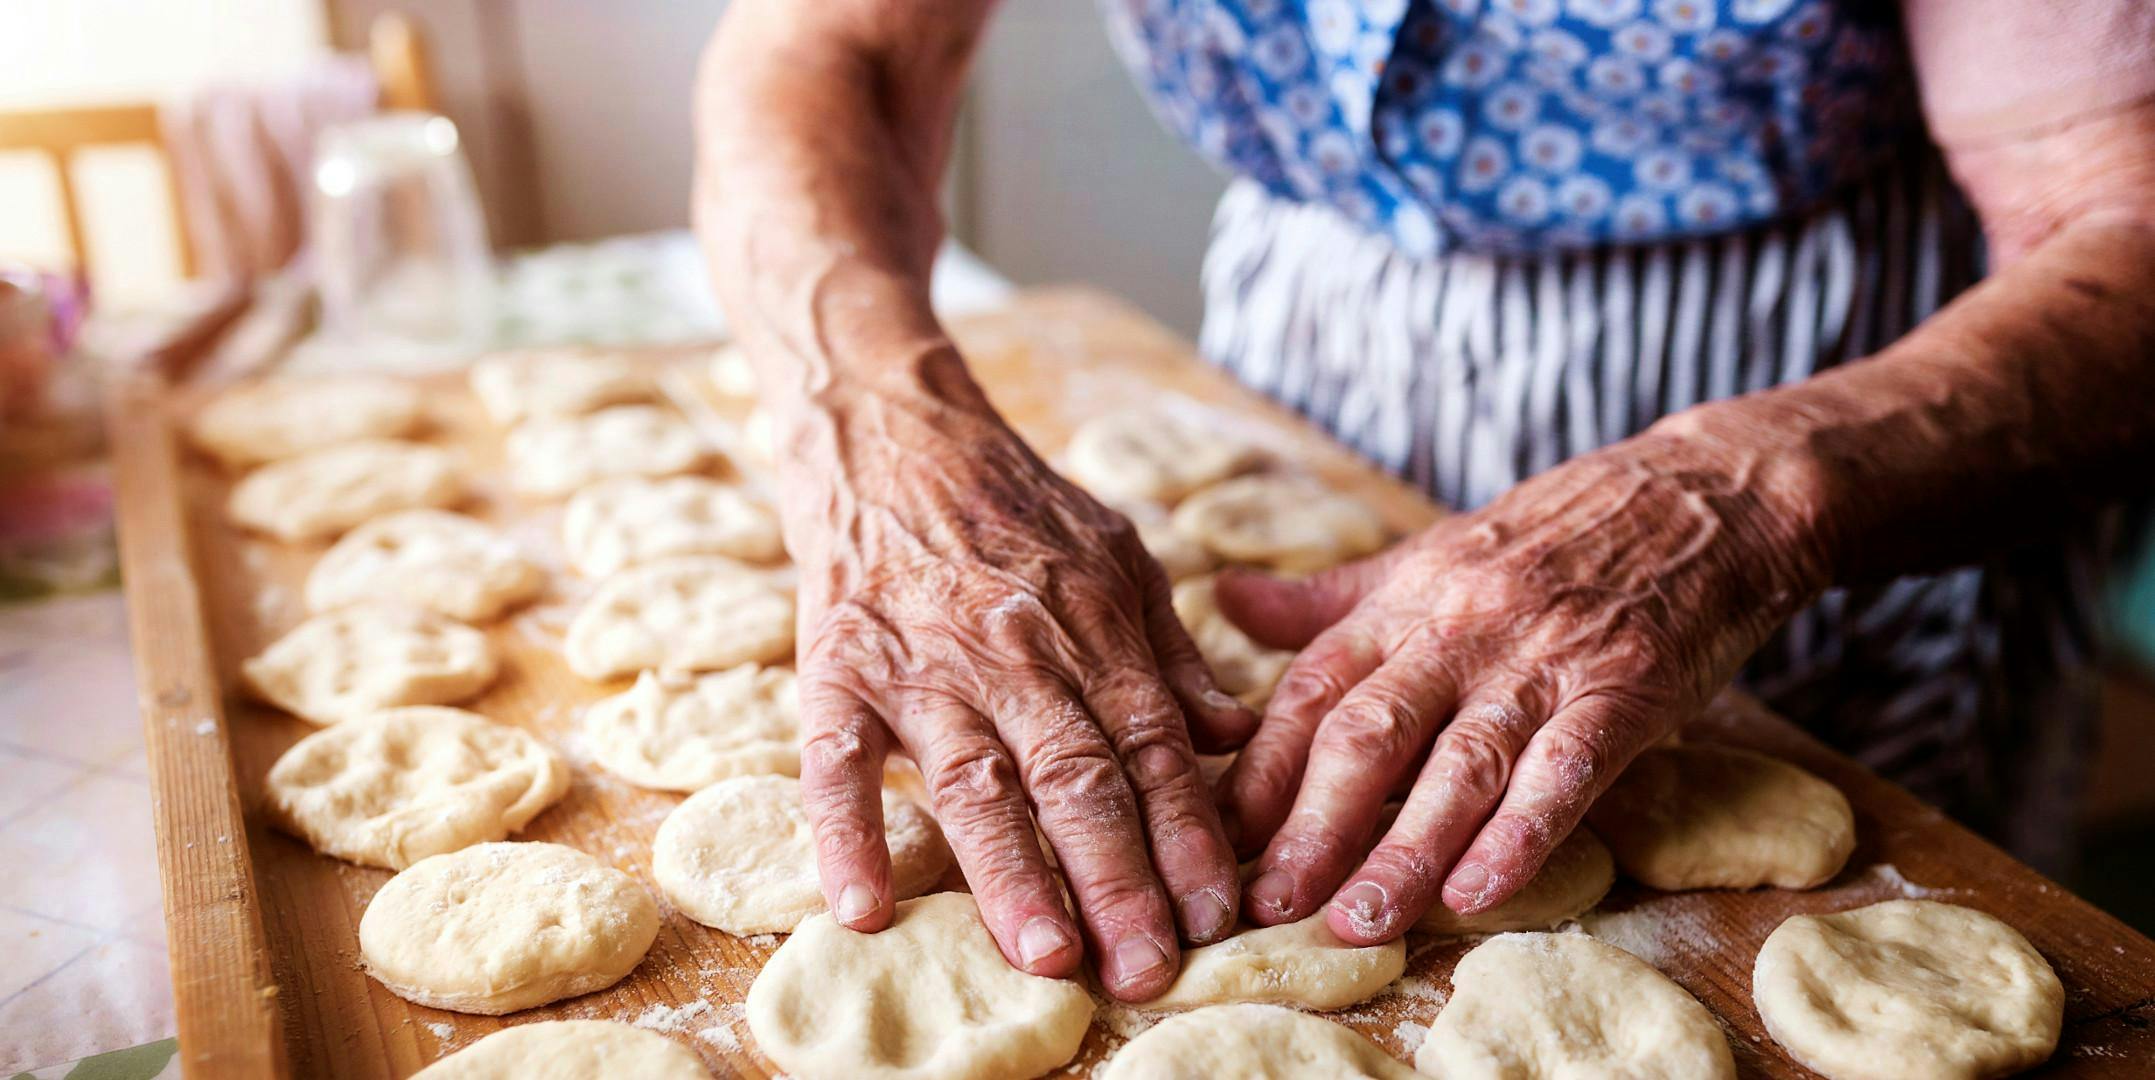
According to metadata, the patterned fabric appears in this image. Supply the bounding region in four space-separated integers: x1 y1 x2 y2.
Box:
1198 160 2103 874
1100 0 1921 256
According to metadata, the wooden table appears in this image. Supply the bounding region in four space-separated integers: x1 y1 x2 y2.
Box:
113 288 2155 1078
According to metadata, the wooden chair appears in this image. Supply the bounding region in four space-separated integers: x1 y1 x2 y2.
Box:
0 13 436 284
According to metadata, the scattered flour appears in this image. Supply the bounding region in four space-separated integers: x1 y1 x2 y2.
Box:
1385 974 1448 1006
631 999 714 1035
425 1021 455 1041
1577 897 1722 969
1392 1020 1429 1056
697 1024 741 1052
1863 862 1951 900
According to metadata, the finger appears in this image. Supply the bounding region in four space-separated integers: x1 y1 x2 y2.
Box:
1442 693 1656 915
1324 685 1546 944
1243 649 1453 926
987 677 1183 1001
1136 554 1258 753
902 696 1086 979
1080 658 1241 947
797 675 897 932
1215 621 1384 859
1212 547 1404 650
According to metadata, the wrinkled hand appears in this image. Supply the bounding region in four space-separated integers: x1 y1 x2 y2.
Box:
781 385 1259 1001
1211 432 1826 942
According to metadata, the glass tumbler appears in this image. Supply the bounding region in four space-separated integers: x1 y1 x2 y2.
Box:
311 112 493 347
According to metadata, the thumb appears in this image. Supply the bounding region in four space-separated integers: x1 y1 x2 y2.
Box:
1214 549 1400 650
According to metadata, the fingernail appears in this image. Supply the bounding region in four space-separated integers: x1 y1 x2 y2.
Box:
1445 862 1490 911
1201 688 1244 714
1179 889 1232 942
1330 881 1390 937
834 883 877 925
1017 916 1073 969
1111 935 1169 987
1247 869 1296 919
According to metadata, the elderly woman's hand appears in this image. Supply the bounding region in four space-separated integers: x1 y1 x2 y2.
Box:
778 371 1259 1001
1212 426 1828 941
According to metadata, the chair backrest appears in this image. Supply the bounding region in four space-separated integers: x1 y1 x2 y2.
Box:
0 13 436 284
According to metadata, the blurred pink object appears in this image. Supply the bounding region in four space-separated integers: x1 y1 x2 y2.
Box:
0 272 68 423
159 57 380 282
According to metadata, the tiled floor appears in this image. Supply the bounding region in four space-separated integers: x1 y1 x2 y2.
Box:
0 592 175 1074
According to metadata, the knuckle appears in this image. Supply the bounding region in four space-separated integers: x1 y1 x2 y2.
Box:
1024 738 1131 812
800 725 876 779
1524 725 1617 802
1360 840 1443 893
1321 692 1427 761
924 736 1025 831
811 812 886 864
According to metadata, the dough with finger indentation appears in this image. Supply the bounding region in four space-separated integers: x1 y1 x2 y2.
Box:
411 1020 711 1079
1753 899 2061 1080
563 475 782 576
1172 575 1291 709
189 376 424 468
1417 931 1734 1078
468 350 651 424
228 440 462 542
242 606 496 725
306 510 543 622
1147 913 1404 1011
584 665 801 791
360 842 659 1014
1171 474 1384 574
747 892 1094 1080
1100 1003 1418 1080
1064 410 1260 506
1587 743 1855 891
653 774 947 934
507 405 708 498
563 556 794 680
266 706 567 869
1417 827 1615 935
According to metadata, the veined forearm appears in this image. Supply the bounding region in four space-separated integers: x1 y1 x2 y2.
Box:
1659 217 2155 587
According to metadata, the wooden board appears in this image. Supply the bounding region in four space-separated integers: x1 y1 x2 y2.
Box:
117 287 2155 1078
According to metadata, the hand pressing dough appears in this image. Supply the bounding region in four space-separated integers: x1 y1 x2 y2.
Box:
189 376 424 468
305 510 544 622
411 1020 711 1079
1172 575 1291 709
1171 474 1385 574
1099 1004 1418 1080
1147 913 1404 1011
468 350 650 424
1587 743 1855 890
360 842 659 1014
1064 410 1260 506
563 475 783 576
506 405 708 498
228 440 462 542
563 556 795 680
653 774 948 934
1417 932 1734 1079
266 707 567 869
1754 900 2062 1080
584 666 801 791
242 606 496 725
1417 827 1615 935
748 892 1093 1080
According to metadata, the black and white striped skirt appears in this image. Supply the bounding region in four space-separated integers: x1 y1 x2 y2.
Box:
1198 161 2104 872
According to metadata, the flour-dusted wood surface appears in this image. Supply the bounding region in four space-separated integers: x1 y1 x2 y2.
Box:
119 287 2155 1078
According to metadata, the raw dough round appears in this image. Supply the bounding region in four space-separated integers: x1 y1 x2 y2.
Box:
265 706 568 869
507 405 708 498
305 510 544 622
1147 913 1404 1011
1170 474 1385 574
412 1020 711 1079
1100 1004 1418 1080
563 556 795 680
360 842 659 1014
1417 827 1615 935
1138 516 1217 582
228 440 462 542
747 892 1093 1080
653 774 948 934
468 350 651 424
737 406 777 468
1417 932 1734 1078
584 666 801 791
1754 900 2062 1080
563 476 783 576
242 606 496 725
1064 410 1259 506
1172 575 1291 709
189 376 424 468
1587 743 1855 891
708 344 758 397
